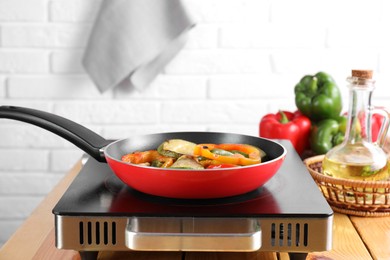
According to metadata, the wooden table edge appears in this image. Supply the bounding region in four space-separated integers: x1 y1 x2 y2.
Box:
0 160 83 260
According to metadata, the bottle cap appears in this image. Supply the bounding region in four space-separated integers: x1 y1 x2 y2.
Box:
352 70 373 79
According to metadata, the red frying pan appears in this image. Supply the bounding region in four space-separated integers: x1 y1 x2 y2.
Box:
0 106 286 199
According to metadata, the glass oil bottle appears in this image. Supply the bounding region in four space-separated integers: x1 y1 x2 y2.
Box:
322 70 390 181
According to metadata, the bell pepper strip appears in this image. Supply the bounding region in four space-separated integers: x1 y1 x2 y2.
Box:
294 71 342 122
193 144 261 166
309 117 347 155
197 159 227 168
259 110 311 156
121 150 174 168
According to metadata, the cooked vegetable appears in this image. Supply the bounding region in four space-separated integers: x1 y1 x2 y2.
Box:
158 139 197 158
121 139 267 169
157 143 180 158
193 143 262 166
121 150 174 168
162 139 196 155
210 148 234 156
229 150 249 157
170 155 204 169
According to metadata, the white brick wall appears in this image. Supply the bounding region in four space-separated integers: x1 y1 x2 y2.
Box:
1 0 390 247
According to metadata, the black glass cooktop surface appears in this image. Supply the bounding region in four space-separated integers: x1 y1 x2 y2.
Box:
53 140 333 218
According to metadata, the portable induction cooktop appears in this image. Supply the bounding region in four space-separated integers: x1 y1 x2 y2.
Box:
53 140 333 260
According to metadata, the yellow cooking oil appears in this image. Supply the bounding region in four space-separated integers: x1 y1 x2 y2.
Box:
322 70 390 183
322 143 390 181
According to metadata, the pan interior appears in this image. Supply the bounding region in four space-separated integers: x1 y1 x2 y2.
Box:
105 132 285 163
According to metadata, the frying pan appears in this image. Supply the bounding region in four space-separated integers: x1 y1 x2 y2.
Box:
0 105 286 199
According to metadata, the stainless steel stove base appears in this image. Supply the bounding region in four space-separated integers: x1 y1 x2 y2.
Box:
55 215 332 254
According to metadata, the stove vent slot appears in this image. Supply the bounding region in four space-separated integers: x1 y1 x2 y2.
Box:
79 221 117 246
271 222 308 248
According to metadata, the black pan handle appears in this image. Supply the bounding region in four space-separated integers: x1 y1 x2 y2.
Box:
0 106 112 162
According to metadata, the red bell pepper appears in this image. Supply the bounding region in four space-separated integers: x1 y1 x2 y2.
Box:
371 114 384 142
358 113 385 142
259 110 311 155
343 112 384 142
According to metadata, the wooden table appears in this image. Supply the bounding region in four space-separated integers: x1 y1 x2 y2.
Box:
1 161 389 260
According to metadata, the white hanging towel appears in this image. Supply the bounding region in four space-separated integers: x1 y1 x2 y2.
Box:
82 0 195 92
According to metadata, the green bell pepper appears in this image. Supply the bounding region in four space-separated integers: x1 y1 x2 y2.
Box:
294 71 342 122
310 117 347 154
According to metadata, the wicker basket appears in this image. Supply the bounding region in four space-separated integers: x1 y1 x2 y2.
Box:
304 155 390 217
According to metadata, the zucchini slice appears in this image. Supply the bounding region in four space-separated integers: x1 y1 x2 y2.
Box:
170 155 204 170
158 139 196 158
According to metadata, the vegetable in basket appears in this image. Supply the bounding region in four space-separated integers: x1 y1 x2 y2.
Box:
310 114 385 154
309 117 346 155
294 71 342 122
